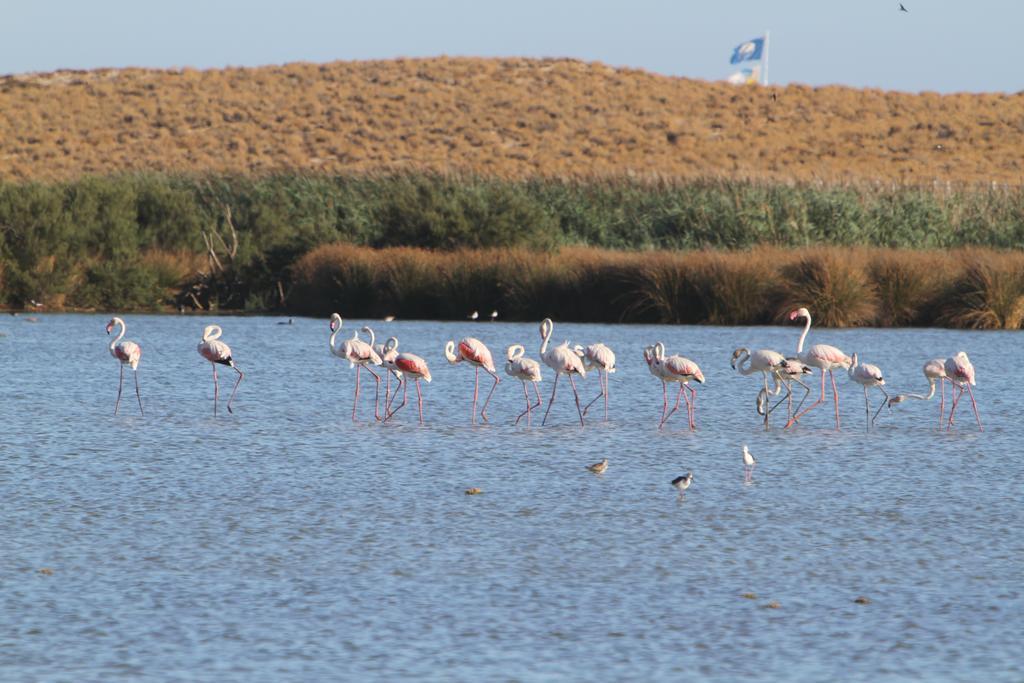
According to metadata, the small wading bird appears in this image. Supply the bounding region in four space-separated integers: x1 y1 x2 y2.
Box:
105 317 143 415
505 344 543 426
786 308 852 430
329 314 383 421
731 347 785 428
574 342 616 421
468 311 479 321
586 458 608 474
197 324 244 415
445 337 501 424
646 342 704 430
671 472 693 498
848 353 890 429
742 444 756 482
382 337 432 424
539 318 587 426
888 358 949 429
757 358 814 425
489 310 498 322
944 351 982 431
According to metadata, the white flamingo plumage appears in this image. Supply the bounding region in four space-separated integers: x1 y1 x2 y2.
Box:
944 351 982 431
573 342 616 421
731 347 785 427
646 342 704 430
329 314 383 421
539 318 587 426
888 358 949 429
106 316 143 415
382 336 431 424
759 357 814 425
505 344 543 426
847 353 890 429
785 307 852 429
445 337 501 424
197 324 244 416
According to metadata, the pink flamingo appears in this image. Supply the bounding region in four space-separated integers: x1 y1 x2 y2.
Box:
847 353 890 429
574 342 616 421
944 352 982 431
381 336 431 424
785 307 852 429
197 324 244 416
329 313 383 421
887 359 949 429
731 347 785 427
105 316 143 415
539 318 587 426
444 337 501 424
505 344 543 426
647 342 705 430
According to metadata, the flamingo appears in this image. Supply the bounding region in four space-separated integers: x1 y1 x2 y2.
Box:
374 338 402 416
758 358 814 425
381 336 432 424
505 344 543 426
539 318 587 426
197 324 244 416
647 342 705 430
328 314 383 421
731 347 785 427
445 337 501 424
574 342 616 421
785 307 852 429
944 352 982 431
105 317 143 415
847 353 890 429
887 358 949 429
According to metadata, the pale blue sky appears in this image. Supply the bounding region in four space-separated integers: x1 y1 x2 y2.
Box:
2 1 1017 93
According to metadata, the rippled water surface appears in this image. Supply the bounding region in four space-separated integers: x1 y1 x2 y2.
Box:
1 314 1021 682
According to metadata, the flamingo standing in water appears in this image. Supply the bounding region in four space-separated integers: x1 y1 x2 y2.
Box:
329 314 383 421
887 358 948 429
375 338 402 416
574 342 616 421
759 358 814 425
381 336 432 424
197 324 244 416
539 318 587 426
785 307 852 429
944 352 982 431
731 347 785 428
505 344 543 426
105 317 143 415
847 353 890 429
647 342 705 430
444 337 501 424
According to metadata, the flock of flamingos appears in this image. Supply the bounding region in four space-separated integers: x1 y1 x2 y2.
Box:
103 307 983 432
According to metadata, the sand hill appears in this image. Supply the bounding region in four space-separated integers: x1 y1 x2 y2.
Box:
1 56 1022 184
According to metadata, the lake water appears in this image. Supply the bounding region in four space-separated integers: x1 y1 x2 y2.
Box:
1 314 1020 682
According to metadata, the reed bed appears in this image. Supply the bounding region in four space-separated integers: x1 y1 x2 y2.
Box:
291 244 1024 329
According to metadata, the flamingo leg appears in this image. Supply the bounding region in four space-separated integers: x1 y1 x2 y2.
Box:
363 365 382 421
533 382 542 423
661 384 685 429
352 365 361 421
415 379 425 424
472 366 480 425
385 371 402 416
938 378 946 430
134 369 144 415
965 383 983 431
114 365 124 415
384 372 391 413
659 380 669 426
687 385 697 430
568 374 585 427
516 381 531 426
581 370 608 420
479 369 500 423
863 385 870 430
791 378 811 419
830 369 841 430
872 386 890 426
762 373 770 429
947 385 963 430
212 363 219 416
787 370 826 428
226 365 244 414
542 373 560 426
386 377 408 421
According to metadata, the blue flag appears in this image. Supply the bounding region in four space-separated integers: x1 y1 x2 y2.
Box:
730 37 765 64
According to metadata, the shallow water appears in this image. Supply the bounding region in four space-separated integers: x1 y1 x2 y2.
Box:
1 314 1020 682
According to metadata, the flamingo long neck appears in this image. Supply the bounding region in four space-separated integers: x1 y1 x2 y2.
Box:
203 325 222 343
329 324 342 355
109 319 126 352
364 328 376 348
736 350 755 376
796 315 811 355
768 371 783 395
847 355 859 380
540 323 552 356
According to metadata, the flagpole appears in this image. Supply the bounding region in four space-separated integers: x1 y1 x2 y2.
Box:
763 30 770 85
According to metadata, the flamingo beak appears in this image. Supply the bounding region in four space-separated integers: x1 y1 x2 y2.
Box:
330 321 338 331
105 323 113 334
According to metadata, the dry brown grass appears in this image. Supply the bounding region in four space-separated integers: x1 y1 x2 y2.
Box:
2 58 1023 184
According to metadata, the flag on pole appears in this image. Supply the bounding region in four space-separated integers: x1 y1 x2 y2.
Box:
726 66 761 85
730 37 765 64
